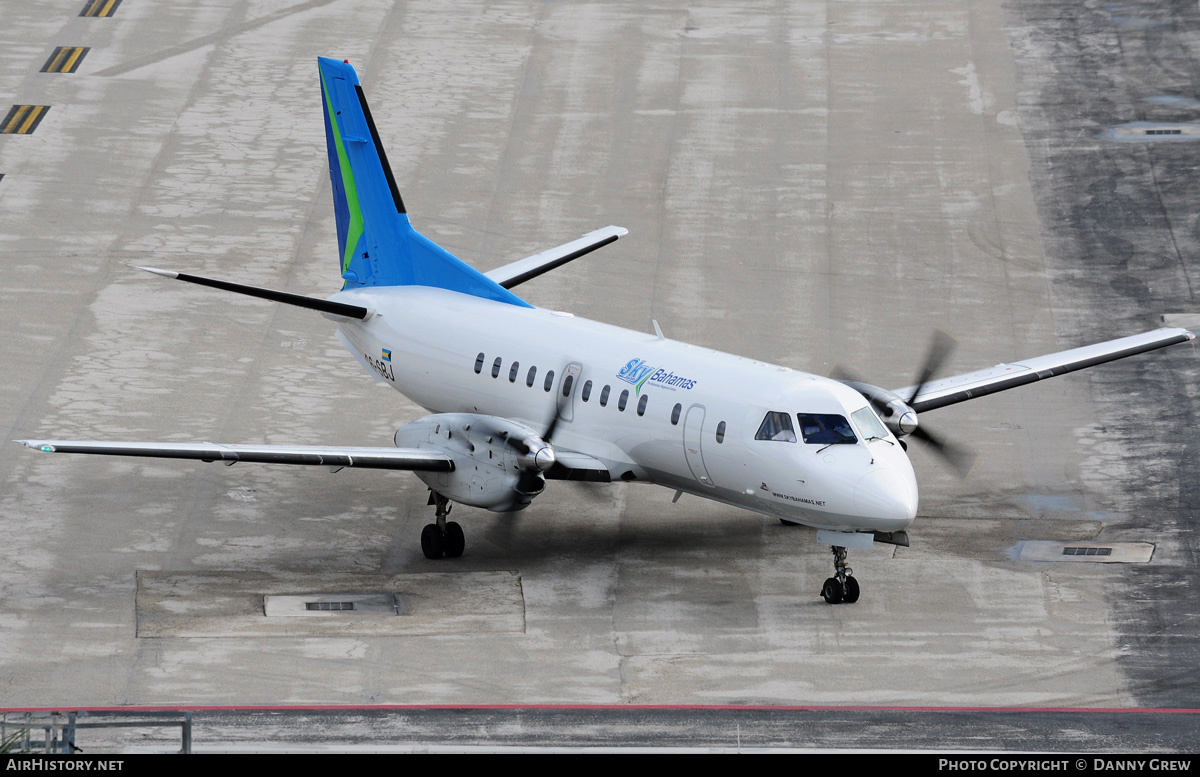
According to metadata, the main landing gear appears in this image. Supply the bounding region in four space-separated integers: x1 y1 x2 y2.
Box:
821 545 860 604
421 492 465 560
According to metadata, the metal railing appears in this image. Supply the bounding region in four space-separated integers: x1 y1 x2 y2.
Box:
2 711 192 754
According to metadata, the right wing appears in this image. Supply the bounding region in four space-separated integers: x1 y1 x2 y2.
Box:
16 441 453 471
485 226 628 289
892 327 1195 414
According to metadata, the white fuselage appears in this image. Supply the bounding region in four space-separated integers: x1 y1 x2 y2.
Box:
331 285 918 533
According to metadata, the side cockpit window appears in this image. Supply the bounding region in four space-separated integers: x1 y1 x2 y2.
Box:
797 413 856 445
755 411 796 442
850 406 888 441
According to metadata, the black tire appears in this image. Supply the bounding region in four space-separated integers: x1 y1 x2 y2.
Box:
843 575 860 604
821 577 843 604
421 523 445 559
444 521 465 558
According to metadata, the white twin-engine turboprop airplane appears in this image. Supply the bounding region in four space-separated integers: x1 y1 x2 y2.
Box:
19 58 1196 604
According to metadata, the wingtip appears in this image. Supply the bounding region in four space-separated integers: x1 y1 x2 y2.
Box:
15 440 54 451
130 265 179 279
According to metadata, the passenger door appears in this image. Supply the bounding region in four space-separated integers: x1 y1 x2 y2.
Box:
683 404 715 487
559 362 583 423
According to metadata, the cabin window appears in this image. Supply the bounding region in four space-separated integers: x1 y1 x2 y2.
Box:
637 394 648 416
508 361 520 383
716 421 726 443
527 366 537 387
671 403 682 425
797 413 857 445
491 357 502 379
582 380 593 402
755 411 796 442
618 389 629 412
474 353 485 374
561 374 574 398
600 385 611 407
544 369 555 392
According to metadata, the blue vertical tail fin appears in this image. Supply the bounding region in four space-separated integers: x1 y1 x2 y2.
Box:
318 57 530 307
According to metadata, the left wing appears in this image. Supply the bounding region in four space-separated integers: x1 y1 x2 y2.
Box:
133 267 373 320
893 327 1195 413
485 226 628 289
16 441 454 471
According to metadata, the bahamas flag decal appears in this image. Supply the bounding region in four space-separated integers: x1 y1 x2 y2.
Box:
382 348 392 362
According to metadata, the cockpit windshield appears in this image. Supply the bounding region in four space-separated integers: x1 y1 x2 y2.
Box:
797 413 856 445
851 406 889 441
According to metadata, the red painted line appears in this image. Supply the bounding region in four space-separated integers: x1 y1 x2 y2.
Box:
2 704 1199 714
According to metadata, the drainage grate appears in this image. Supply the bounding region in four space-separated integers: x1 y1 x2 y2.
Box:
1018 541 1153 563
1105 121 1200 142
305 601 355 611
138 571 526 637
1063 546 1113 557
264 593 400 617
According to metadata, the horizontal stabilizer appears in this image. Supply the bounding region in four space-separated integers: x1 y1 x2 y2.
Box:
18 440 453 472
485 226 628 289
134 266 372 320
897 327 1195 413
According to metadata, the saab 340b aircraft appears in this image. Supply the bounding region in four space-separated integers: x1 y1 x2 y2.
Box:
19 58 1196 604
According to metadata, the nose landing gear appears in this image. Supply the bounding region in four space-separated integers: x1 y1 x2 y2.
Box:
421 492 465 559
821 545 860 604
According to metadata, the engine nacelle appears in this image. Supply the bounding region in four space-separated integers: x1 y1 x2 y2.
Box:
394 413 551 512
838 381 919 438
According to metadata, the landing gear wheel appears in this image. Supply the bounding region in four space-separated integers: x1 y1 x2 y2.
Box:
842 575 860 604
444 521 465 558
421 492 459 560
821 544 861 604
421 523 445 559
821 577 843 604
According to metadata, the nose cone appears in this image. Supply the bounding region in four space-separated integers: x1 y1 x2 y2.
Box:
854 467 918 528
531 443 556 471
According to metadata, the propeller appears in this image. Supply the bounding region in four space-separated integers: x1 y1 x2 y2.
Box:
501 391 568 470
906 422 975 478
498 369 579 483
489 373 574 548
833 330 976 478
902 329 956 408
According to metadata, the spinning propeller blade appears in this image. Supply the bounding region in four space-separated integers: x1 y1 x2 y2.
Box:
908 425 976 478
902 330 975 477
904 329 957 406
834 331 976 478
